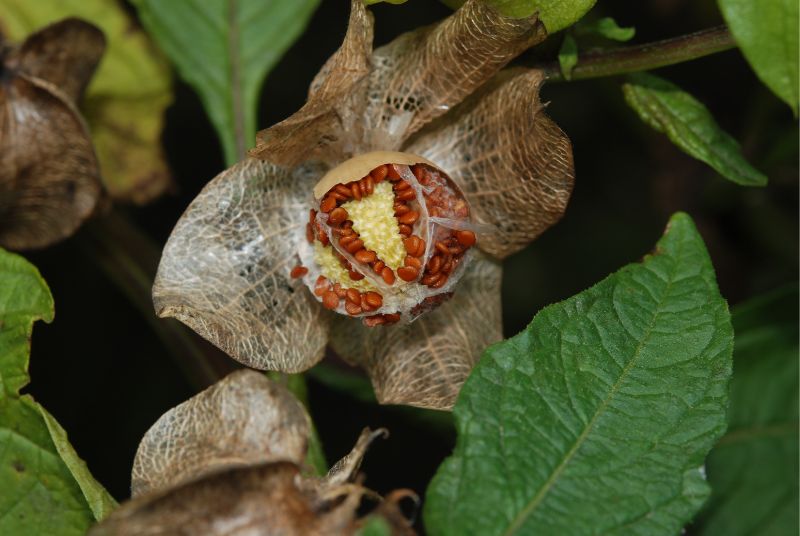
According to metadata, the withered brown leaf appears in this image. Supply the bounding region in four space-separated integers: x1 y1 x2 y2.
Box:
406 68 575 259
95 370 413 535
330 252 502 410
0 18 105 249
153 158 331 372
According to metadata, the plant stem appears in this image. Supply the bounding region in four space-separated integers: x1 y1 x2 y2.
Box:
541 26 736 82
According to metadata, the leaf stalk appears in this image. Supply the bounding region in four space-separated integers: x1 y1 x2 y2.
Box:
540 25 736 82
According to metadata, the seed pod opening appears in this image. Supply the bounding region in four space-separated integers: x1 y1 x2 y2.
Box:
293 151 477 326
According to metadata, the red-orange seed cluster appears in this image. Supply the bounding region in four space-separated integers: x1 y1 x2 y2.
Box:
296 159 476 327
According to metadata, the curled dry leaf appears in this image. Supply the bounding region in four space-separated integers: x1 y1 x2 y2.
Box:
0 18 105 249
93 370 413 535
131 369 310 496
155 0 574 410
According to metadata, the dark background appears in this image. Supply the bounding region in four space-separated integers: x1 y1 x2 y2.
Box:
24 0 798 529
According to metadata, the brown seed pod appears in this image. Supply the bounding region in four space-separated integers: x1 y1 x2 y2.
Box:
0 19 106 250
297 151 478 326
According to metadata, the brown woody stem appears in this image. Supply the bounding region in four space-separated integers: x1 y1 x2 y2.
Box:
541 26 736 82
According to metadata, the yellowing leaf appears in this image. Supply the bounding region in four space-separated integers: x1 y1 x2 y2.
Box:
0 0 173 203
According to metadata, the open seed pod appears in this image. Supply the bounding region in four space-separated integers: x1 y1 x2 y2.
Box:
0 18 105 250
92 370 415 535
297 152 479 325
153 0 574 410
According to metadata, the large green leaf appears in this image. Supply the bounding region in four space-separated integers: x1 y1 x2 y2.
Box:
0 0 174 203
425 213 733 535
440 0 595 33
0 249 116 534
130 0 320 165
718 0 799 115
697 286 799 535
623 73 767 187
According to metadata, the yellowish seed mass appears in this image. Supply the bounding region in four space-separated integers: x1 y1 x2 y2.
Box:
341 181 405 270
313 242 376 291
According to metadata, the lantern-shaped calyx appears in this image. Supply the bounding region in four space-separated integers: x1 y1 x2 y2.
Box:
293 151 476 326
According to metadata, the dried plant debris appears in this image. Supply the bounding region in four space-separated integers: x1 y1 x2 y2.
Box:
0 18 105 249
92 370 415 535
154 0 574 410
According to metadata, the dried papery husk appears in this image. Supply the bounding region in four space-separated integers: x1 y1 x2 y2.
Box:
250 0 374 167
330 251 502 410
155 0 574 411
91 462 366 536
406 68 574 260
251 0 546 165
153 158 331 372
301 153 476 324
0 19 105 250
94 373 404 535
131 370 311 497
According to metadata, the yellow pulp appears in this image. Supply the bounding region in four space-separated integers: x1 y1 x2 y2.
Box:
341 181 405 270
313 242 376 292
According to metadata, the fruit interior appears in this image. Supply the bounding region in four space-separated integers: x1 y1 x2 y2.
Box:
294 161 476 327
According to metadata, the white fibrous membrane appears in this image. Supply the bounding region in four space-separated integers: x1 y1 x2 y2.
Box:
293 151 477 327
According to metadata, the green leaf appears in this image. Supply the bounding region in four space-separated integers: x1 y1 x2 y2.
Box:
357 516 393 536
575 16 635 42
0 248 116 534
697 285 799 536
440 0 595 33
425 213 733 535
623 72 767 186
266 371 328 476
0 0 174 203
130 0 320 165
718 0 799 115
557 34 578 80
364 0 407 5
